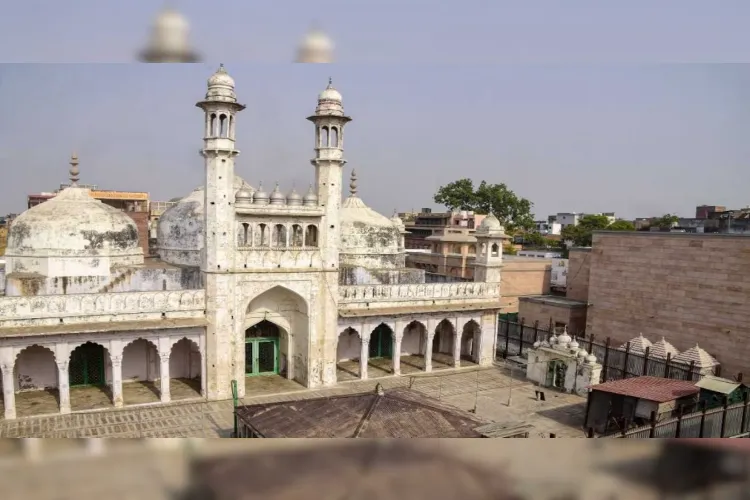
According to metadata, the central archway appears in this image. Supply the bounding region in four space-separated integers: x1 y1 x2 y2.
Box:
245 285 309 386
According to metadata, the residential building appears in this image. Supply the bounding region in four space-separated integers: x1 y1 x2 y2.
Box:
534 220 561 235
403 210 486 250
696 205 726 219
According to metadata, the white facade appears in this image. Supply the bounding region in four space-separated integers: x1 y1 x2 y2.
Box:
534 221 561 235
0 67 504 420
516 250 563 259
554 212 616 229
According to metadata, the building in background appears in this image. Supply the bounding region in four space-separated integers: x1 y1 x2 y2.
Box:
26 179 151 256
403 210 486 250
552 212 616 229
534 220 561 235
695 205 726 219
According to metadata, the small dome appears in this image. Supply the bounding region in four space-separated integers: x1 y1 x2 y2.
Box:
549 333 558 344
303 185 318 206
319 84 342 103
297 28 334 63
577 349 588 359
558 327 572 346
478 214 502 232
673 344 719 369
235 187 253 205
312 78 346 117
208 64 235 89
532 341 541 349
269 183 286 205
586 353 598 364
287 187 302 206
650 337 679 359
569 338 580 350
253 183 270 205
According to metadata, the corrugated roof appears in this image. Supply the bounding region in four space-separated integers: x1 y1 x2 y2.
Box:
694 375 740 395
591 376 699 403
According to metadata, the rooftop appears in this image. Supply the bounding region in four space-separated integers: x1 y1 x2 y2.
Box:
235 385 489 438
519 295 588 308
591 376 699 403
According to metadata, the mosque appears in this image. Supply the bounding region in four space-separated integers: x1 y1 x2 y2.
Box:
0 66 506 420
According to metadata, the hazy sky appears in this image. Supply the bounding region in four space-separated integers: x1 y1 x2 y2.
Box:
0 2 749 220
1 64 749 220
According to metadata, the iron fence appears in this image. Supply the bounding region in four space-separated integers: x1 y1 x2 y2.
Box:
496 318 718 384
600 396 750 439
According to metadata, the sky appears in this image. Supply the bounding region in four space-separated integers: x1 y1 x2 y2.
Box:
0 2 749 220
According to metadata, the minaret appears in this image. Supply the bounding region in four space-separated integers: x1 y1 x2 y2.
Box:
196 64 245 399
306 78 351 387
474 212 509 284
69 153 80 186
306 78 351 269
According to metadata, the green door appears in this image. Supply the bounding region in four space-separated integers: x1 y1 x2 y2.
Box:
244 338 279 376
69 342 106 387
369 325 393 359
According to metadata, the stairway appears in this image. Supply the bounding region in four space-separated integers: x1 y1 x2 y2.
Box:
97 268 136 294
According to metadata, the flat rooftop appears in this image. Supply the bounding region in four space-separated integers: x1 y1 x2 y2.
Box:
519 295 588 308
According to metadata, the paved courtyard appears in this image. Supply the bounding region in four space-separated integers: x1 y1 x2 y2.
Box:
0 362 586 439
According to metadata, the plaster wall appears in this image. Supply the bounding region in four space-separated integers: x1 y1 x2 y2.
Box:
566 249 591 302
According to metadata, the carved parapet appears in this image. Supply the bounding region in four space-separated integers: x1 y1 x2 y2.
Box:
338 282 500 303
0 290 206 328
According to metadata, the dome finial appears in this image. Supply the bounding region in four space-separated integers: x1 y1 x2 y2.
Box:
328 77 333 87
69 153 80 186
218 63 226 72
349 169 358 197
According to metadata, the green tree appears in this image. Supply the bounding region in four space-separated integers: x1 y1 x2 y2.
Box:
607 219 635 231
561 215 636 247
434 178 535 231
521 231 546 248
650 214 680 230
560 214 610 247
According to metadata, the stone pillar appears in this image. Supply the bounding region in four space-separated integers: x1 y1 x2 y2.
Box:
111 355 123 408
359 338 369 380
1 363 16 420
452 332 461 368
424 334 433 373
159 353 171 403
200 352 207 398
392 334 402 376
57 360 71 414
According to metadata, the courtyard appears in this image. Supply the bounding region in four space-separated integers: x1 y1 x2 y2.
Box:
0 362 586 438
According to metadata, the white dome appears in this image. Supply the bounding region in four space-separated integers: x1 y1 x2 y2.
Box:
319 86 342 102
157 175 253 266
207 64 235 89
478 214 502 232
340 195 403 268
140 8 198 63
5 186 143 276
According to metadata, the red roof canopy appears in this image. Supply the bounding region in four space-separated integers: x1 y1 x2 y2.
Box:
591 376 699 403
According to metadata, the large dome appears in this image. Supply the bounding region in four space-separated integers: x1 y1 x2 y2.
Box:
157 175 253 267
340 195 403 269
5 186 143 277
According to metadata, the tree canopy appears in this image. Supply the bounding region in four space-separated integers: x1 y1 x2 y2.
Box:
433 179 535 231
561 215 635 247
650 214 680 230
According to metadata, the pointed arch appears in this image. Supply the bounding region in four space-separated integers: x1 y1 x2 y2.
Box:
244 285 309 385
121 338 160 399
432 319 455 356
369 323 394 359
460 319 481 363
14 344 57 391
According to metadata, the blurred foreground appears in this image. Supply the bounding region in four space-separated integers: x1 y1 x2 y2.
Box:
1 438 749 499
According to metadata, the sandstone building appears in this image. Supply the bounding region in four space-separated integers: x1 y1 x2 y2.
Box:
0 67 505 420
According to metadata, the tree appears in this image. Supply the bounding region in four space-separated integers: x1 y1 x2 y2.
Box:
521 231 546 248
434 178 535 231
560 215 610 247
650 214 680 230
607 220 635 231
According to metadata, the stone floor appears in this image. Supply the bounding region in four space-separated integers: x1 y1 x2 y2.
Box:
0 362 586 439
336 353 474 382
2 378 203 420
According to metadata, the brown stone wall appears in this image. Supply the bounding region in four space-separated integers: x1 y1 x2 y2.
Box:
566 248 591 302
586 232 750 378
498 258 552 314
518 299 587 335
125 211 150 256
